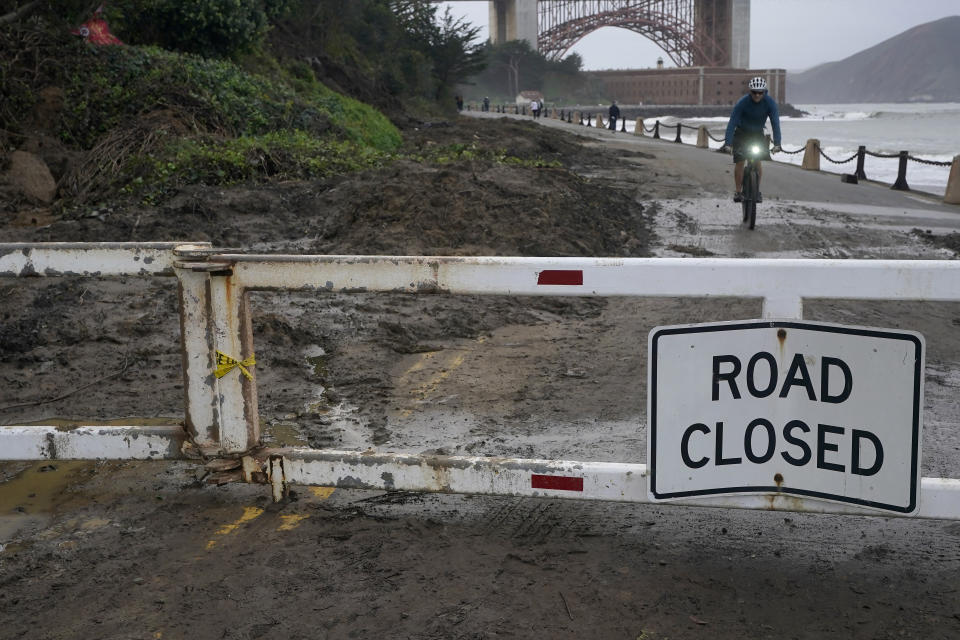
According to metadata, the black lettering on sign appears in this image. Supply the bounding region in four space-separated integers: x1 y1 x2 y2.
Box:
712 355 741 400
746 352 778 398
744 418 775 464
852 429 884 476
817 423 845 472
681 423 710 469
821 357 853 404
779 353 817 400
712 352 854 404
714 421 742 465
781 420 812 466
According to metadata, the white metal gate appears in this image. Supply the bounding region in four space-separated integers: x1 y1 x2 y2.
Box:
3 242 960 518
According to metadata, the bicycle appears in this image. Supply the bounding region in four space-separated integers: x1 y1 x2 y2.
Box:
740 144 764 230
721 140 780 230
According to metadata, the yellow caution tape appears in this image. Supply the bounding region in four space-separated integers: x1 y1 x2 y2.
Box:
215 350 256 380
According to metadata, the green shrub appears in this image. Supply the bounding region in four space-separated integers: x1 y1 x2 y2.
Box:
105 0 296 60
51 42 399 152
121 130 390 203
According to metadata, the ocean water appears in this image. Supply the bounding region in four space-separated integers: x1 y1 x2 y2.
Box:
630 103 960 195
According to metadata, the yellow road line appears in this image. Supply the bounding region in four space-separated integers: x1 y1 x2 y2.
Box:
278 514 310 531
206 506 264 550
399 337 485 418
310 486 335 500
396 351 437 384
216 506 263 535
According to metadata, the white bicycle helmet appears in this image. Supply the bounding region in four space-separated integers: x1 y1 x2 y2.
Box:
748 77 768 92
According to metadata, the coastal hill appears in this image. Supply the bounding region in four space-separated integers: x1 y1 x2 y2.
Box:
787 15 960 103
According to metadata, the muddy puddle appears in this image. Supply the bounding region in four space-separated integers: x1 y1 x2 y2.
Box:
0 417 182 546
0 460 93 545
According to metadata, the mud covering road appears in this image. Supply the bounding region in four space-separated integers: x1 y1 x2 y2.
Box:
3 113 960 639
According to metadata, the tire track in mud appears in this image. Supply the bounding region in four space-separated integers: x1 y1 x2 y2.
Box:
355 483 960 568
478 498 596 543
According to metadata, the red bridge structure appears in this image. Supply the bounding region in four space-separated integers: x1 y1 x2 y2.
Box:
536 0 749 68
474 0 751 68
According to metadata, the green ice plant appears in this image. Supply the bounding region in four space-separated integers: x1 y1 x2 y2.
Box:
121 130 392 202
55 42 399 151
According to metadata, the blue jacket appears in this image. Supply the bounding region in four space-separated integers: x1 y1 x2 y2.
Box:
724 94 782 146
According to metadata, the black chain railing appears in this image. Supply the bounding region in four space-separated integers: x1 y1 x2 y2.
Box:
908 154 953 167
662 120 951 193
486 108 955 196
818 147 859 165
705 130 726 143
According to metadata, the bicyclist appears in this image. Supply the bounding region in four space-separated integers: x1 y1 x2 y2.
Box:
719 77 783 203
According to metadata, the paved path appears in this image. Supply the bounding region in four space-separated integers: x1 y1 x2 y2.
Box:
465 110 960 260
465 110 958 208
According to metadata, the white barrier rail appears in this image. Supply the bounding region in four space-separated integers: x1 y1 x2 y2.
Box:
0 241 211 277
257 449 960 520
220 254 960 318
4 425 187 460
3 243 960 519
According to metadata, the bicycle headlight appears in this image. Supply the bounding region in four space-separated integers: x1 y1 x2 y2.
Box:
750 145 761 156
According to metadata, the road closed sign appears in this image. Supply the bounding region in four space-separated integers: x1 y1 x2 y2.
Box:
648 320 924 514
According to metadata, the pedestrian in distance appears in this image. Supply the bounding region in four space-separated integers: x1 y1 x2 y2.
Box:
719 77 783 203
455 95 464 111
608 100 620 131
482 96 490 112
530 98 539 119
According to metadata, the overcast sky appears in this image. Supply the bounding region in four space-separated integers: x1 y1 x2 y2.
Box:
439 1 960 71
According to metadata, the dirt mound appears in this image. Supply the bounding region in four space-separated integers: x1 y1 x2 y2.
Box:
9 118 655 257
304 160 651 256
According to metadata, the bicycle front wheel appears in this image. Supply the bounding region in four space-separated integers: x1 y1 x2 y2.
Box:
741 168 753 223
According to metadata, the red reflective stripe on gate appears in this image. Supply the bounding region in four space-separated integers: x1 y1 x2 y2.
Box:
537 270 583 285
531 474 584 491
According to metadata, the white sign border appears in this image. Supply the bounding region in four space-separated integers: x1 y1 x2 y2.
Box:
648 319 924 515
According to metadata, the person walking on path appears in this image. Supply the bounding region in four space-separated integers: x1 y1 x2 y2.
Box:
608 100 620 131
482 96 489 112
719 77 782 202
530 98 540 119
